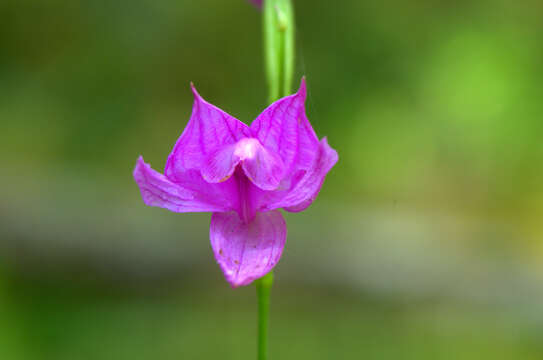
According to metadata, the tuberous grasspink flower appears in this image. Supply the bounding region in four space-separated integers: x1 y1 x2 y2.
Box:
133 78 338 287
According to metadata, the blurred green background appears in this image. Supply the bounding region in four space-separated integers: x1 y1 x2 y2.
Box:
1 0 543 359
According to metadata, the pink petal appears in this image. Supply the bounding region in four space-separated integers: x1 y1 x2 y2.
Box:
210 210 286 287
165 84 251 179
257 138 338 212
201 138 286 191
248 78 338 212
201 144 239 183
134 156 237 213
250 78 320 174
240 141 285 190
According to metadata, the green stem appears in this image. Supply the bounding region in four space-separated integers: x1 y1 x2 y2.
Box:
256 272 274 360
263 0 280 102
257 1 294 359
263 0 295 102
281 0 295 96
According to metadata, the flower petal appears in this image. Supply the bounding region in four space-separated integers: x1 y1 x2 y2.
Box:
201 144 239 183
165 84 251 179
201 138 286 191
241 142 285 191
249 79 337 213
250 78 319 173
257 138 338 212
134 156 237 213
210 210 286 287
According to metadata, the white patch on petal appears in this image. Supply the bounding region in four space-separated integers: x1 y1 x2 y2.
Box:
233 138 261 160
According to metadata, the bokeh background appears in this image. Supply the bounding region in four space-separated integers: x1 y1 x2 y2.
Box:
1 0 543 359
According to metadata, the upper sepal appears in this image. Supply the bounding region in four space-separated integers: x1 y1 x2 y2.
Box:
249 78 338 212
165 83 250 179
250 78 319 174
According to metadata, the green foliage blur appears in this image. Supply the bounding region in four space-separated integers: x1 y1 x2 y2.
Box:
1 0 542 359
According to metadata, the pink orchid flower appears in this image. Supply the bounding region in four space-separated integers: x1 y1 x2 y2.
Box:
133 79 338 287
249 0 262 8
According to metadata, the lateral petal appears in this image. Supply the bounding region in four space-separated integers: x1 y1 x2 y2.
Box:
210 210 286 287
250 78 319 173
202 138 286 191
241 144 285 191
201 144 239 184
134 156 237 213
165 84 251 178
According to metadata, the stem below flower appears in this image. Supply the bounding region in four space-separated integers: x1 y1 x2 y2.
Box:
256 271 274 360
